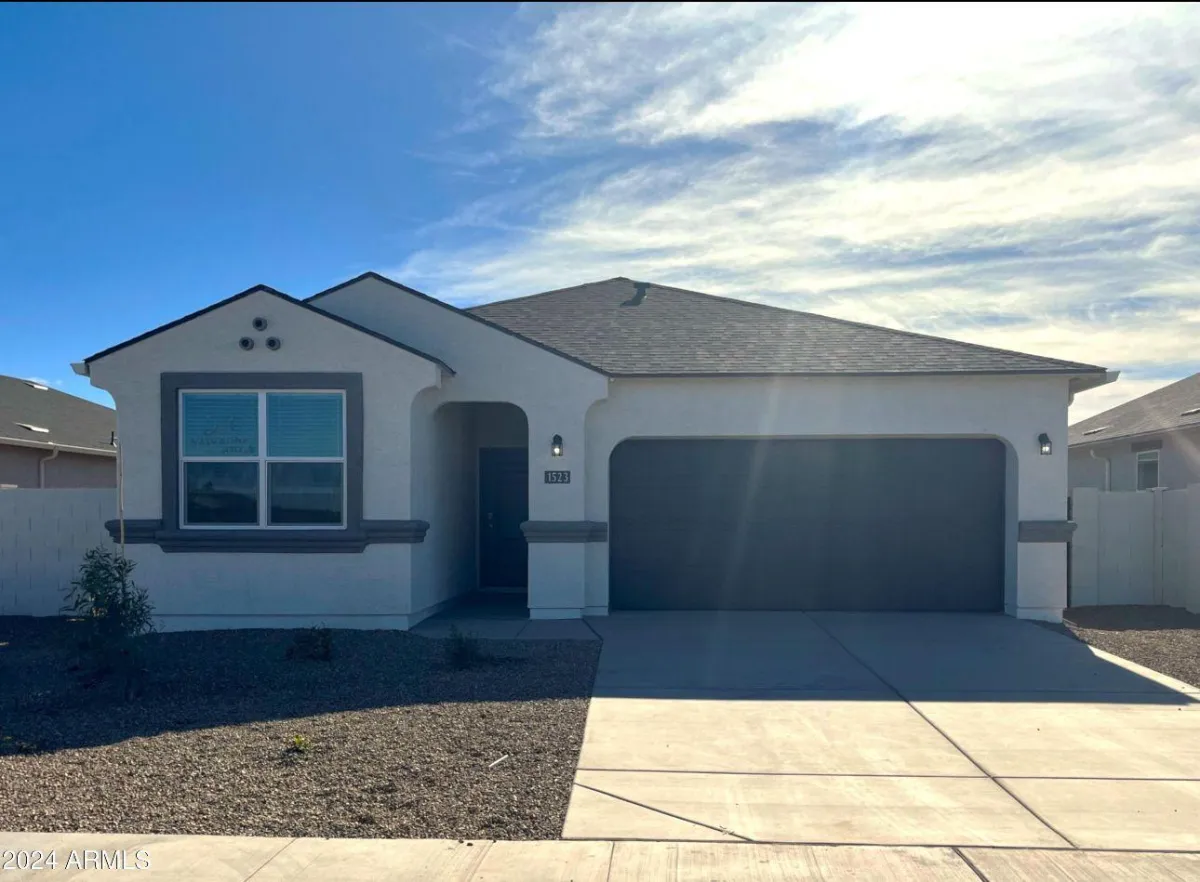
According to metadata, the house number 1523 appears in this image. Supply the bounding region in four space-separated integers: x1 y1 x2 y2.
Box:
544 470 571 484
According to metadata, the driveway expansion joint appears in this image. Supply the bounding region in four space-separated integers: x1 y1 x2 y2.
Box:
572 781 753 842
800 611 1080 850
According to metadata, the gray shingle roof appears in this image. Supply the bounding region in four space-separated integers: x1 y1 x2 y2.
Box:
0 375 116 454
468 278 1106 377
1069 372 1200 445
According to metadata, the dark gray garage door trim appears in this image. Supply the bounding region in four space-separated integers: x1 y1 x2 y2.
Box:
1018 520 1076 542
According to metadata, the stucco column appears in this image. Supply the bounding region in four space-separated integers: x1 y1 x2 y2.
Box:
523 405 592 619
1012 428 1071 622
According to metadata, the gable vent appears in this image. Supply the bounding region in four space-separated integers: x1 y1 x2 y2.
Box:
16 423 50 433
1080 426 1109 436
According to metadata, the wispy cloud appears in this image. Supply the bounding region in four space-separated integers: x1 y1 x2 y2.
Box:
402 3 1200 421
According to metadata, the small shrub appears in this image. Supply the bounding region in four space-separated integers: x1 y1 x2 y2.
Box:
286 626 333 662
447 626 485 670
285 733 312 755
62 547 154 692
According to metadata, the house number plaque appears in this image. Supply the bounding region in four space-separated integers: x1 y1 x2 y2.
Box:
544 470 571 484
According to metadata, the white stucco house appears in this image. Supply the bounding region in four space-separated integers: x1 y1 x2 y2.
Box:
74 273 1113 629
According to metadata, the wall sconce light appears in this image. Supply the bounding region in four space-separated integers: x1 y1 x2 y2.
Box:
550 434 564 457
1038 433 1052 456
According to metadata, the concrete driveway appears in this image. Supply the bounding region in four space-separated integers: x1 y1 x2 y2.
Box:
564 611 1200 850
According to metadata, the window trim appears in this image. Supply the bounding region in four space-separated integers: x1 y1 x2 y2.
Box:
161 373 365 546
1135 449 1160 491
179 389 348 530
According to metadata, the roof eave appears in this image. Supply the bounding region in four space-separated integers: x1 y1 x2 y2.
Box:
606 367 1113 380
1070 369 1120 397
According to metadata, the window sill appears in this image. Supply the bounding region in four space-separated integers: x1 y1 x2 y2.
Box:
104 519 428 552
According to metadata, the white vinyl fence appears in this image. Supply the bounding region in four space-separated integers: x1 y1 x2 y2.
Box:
1070 486 1200 612
0 489 116 616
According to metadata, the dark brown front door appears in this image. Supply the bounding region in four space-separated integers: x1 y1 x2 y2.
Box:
479 447 529 589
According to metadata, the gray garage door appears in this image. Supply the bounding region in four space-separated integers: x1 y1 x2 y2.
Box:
609 438 1006 611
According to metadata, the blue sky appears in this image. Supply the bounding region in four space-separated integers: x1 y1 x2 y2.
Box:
3 3 1199 420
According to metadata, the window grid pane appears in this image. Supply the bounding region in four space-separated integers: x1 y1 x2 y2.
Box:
182 393 258 457
266 393 343 458
184 461 259 525
268 462 344 526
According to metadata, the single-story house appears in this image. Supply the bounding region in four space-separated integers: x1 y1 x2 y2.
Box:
1069 372 1200 492
74 273 1113 629
0 374 116 488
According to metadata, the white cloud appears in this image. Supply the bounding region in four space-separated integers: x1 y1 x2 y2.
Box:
402 2 1200 389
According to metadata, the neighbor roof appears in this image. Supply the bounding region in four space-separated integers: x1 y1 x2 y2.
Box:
83 284 454 374
0 375 116 455
1069 372 1200 446
470 278 1108 379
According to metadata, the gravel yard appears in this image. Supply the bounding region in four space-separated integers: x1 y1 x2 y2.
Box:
0 618 599 840
1053 605 1200 688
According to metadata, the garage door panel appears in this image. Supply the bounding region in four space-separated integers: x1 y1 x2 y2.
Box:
610 438 1005 611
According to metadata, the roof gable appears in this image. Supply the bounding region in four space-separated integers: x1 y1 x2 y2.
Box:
0 374 116 454
306 272 605 376
1070 372 1200 445
469 278 1108 378
84 284 453 374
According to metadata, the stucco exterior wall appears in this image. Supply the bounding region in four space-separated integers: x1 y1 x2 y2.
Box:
0 445 115 488
1070 426 1200 492
86 289 442 629
583 373 1072 621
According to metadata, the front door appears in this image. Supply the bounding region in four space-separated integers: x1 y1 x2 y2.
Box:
479 447 529 589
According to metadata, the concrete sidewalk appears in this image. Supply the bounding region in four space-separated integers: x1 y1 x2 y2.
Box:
4 832 1200 881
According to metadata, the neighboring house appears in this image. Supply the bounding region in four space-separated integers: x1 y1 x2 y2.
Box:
74 273 1111 629
0 374 116 488
1069 372 1200 492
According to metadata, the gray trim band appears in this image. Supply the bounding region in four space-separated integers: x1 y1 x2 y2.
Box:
1018 520 1077 543
104 519 428 552
521 520 608 543
1131 439 1163 453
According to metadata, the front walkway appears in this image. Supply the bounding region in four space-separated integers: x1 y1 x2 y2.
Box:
5 831 1200 881
566 611 1200 850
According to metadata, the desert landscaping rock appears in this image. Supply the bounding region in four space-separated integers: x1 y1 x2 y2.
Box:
0 618 599 840
1050 605 1200 689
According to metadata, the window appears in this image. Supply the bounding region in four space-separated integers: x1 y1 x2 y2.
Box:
1135 450 1160 491
180 391 345 527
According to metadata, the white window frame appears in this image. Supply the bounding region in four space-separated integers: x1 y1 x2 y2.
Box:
1135 449 1160 491
179 389 348 530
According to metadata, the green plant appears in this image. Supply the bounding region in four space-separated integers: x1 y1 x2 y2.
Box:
285 733 312 755
286 626 333 662
447 626 485 670
62 547 154 689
